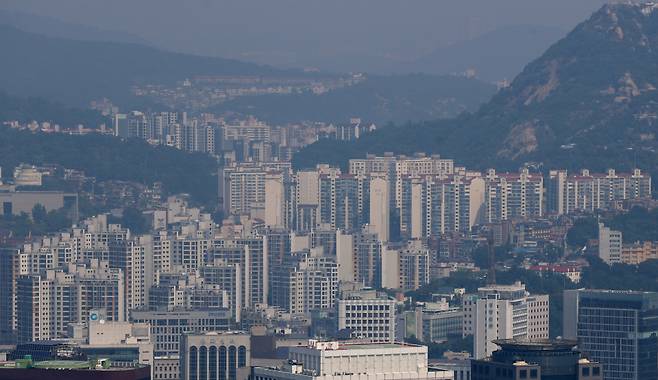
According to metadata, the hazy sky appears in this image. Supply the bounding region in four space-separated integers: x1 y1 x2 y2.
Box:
0 0 609 70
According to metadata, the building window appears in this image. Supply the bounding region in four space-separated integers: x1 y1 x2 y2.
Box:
238 346 247 367
582 367 590 377
520 369 528 379
199 346 208 380
228 346 237 380
219 346 227 380
530 369 538 378
189 346 198 380
209 346 218 380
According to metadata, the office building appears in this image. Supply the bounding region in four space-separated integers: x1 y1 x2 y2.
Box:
131 310 232 357
66 310 154 369
563 289 658 380
0 358 151 380
180 331 251 380
463 282 549 359
471 339 602 380
398 302 463 343
252 339 454 380
337 287 396 343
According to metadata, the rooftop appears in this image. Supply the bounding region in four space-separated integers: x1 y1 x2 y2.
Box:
493 339 578 351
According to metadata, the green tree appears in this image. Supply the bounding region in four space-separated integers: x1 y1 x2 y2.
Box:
31 203 47 224
122 208 148 234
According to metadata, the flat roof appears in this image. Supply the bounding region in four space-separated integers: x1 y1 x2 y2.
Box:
32 360 90 369
344 343 401 350
493 339 577 351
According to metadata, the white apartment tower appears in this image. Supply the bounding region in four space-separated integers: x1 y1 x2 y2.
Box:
598 223 623 265
369 174 390 242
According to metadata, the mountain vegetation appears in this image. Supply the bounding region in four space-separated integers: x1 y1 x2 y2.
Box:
294 3 658 177
211 74 497 124
0 25 295 107
0 91 108 127
0 126 219 206
566 207 658 248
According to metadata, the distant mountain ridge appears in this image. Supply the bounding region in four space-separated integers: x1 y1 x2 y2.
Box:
0 24 496 125
0 25 298 107
0 10 151 45
294 2 658 174
406 24 567 82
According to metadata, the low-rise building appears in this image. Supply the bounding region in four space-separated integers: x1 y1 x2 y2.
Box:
252 340 454 380
470 339 602 380
179 331 251 380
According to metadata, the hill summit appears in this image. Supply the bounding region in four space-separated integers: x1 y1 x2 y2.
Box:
294 2 658 172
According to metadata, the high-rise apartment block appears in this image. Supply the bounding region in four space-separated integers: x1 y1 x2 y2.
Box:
400 174 485 237
484 168 543 222
547 169 651 215
16 260 124 343
270 249 338 315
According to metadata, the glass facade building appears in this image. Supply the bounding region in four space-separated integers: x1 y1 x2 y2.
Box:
564 290 658 380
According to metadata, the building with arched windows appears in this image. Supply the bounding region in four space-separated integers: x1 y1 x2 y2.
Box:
180 332 250 380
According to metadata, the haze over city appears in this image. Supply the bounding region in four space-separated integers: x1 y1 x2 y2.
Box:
1 1 658 380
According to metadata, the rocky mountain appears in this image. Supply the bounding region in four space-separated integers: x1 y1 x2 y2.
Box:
294 2 658 173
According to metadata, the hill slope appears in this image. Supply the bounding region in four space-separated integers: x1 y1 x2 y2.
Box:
211 74 497 124
0 25 294 107
0 10 150 45
294 2 658 173
0 92 107 127
0 126 218 206
408 25 567 82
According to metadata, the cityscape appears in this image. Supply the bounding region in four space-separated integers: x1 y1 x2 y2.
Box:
1 1 658 380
